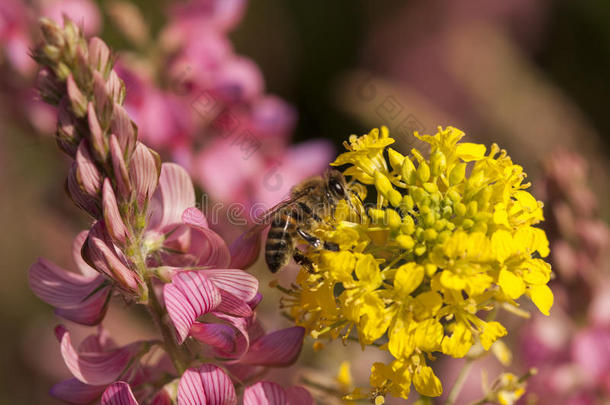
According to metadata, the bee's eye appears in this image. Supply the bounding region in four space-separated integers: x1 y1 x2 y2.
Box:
330 179 344 196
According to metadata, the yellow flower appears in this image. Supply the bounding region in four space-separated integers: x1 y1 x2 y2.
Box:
285 126 553 400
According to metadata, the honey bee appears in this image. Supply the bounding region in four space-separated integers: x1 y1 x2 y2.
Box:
258 168 361 273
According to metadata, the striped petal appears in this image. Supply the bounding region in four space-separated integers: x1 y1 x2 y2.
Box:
240 327 305 367
148 163 195 231
178 364 237 405
130 142 160 207
202 269 258 302
101 382 139 405
29 258 110 325
215 291 252 318
286 386 315 405
163 271 222 343
243 382 286 405
50 378 106 404
56 325 139 385
190 323 237 353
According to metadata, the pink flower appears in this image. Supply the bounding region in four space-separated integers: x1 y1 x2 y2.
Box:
40 0 102 36
29 231 111 325
100 368 314 405
168 0 248 34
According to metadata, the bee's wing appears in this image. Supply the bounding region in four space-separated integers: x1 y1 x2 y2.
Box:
256 191 312 224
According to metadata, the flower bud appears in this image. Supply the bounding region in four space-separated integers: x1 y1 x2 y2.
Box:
66 75 87 118
109 134 132 200
36 68 63 105
102 179 130 244
39 18 64 48
87 102 108 163
88 37 112 77
111 104 136 158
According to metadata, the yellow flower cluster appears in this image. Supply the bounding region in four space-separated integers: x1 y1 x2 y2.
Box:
284 126 553 401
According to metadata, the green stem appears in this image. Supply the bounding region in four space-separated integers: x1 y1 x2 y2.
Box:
146 277 187 375
444 359 474 405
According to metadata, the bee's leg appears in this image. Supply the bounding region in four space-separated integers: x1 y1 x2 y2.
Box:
297 228 339 251
293 250 314 273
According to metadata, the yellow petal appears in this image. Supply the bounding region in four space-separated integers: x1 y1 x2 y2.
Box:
528 284 554 316
498 268 525 299
394 263 424 296
456 143 486 161
479 321 507 351
413 366 442 397
492 230 514 263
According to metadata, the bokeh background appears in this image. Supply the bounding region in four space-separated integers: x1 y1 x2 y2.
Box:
1 0 609 404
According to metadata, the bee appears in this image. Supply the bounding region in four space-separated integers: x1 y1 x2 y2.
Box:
257 168 361 273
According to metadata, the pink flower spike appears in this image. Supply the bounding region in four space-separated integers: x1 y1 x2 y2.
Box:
240 327 305 367
148 163 195 232
50 378 106 404
102 179 129 244
101 382 139 405
178 364 237 405
190 323 237 353
163 271 222 343
243 382 286 405
55 325 140 386
285 387 315 405
229 230 261 270
29 258 110 326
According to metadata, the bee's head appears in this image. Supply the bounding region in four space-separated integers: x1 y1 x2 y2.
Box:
325 168 349 200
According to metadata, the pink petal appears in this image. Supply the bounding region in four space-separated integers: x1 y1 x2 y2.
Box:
163 271 222 343
243 382 286 405
101 382 139 405
190 323 237 353
150 389 172 405
182 210 231 268
209 314 250 359
229 230 262 270
149 163 195 231
240 327 305 367
29 258 110 325
183 207 209 229
130 142 160 207
73 231 99 278
211 57 264 104
215 291 252 318
178 364 237 405
56 325 138 386
50 378 106 404
286 386 315 405
202 269 258 302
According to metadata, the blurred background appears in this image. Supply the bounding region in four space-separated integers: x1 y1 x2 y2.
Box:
1 0 609 403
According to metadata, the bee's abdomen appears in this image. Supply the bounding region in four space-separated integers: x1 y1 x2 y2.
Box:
265 211 296 273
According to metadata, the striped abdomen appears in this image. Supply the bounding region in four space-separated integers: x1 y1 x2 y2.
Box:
265 210 297 273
